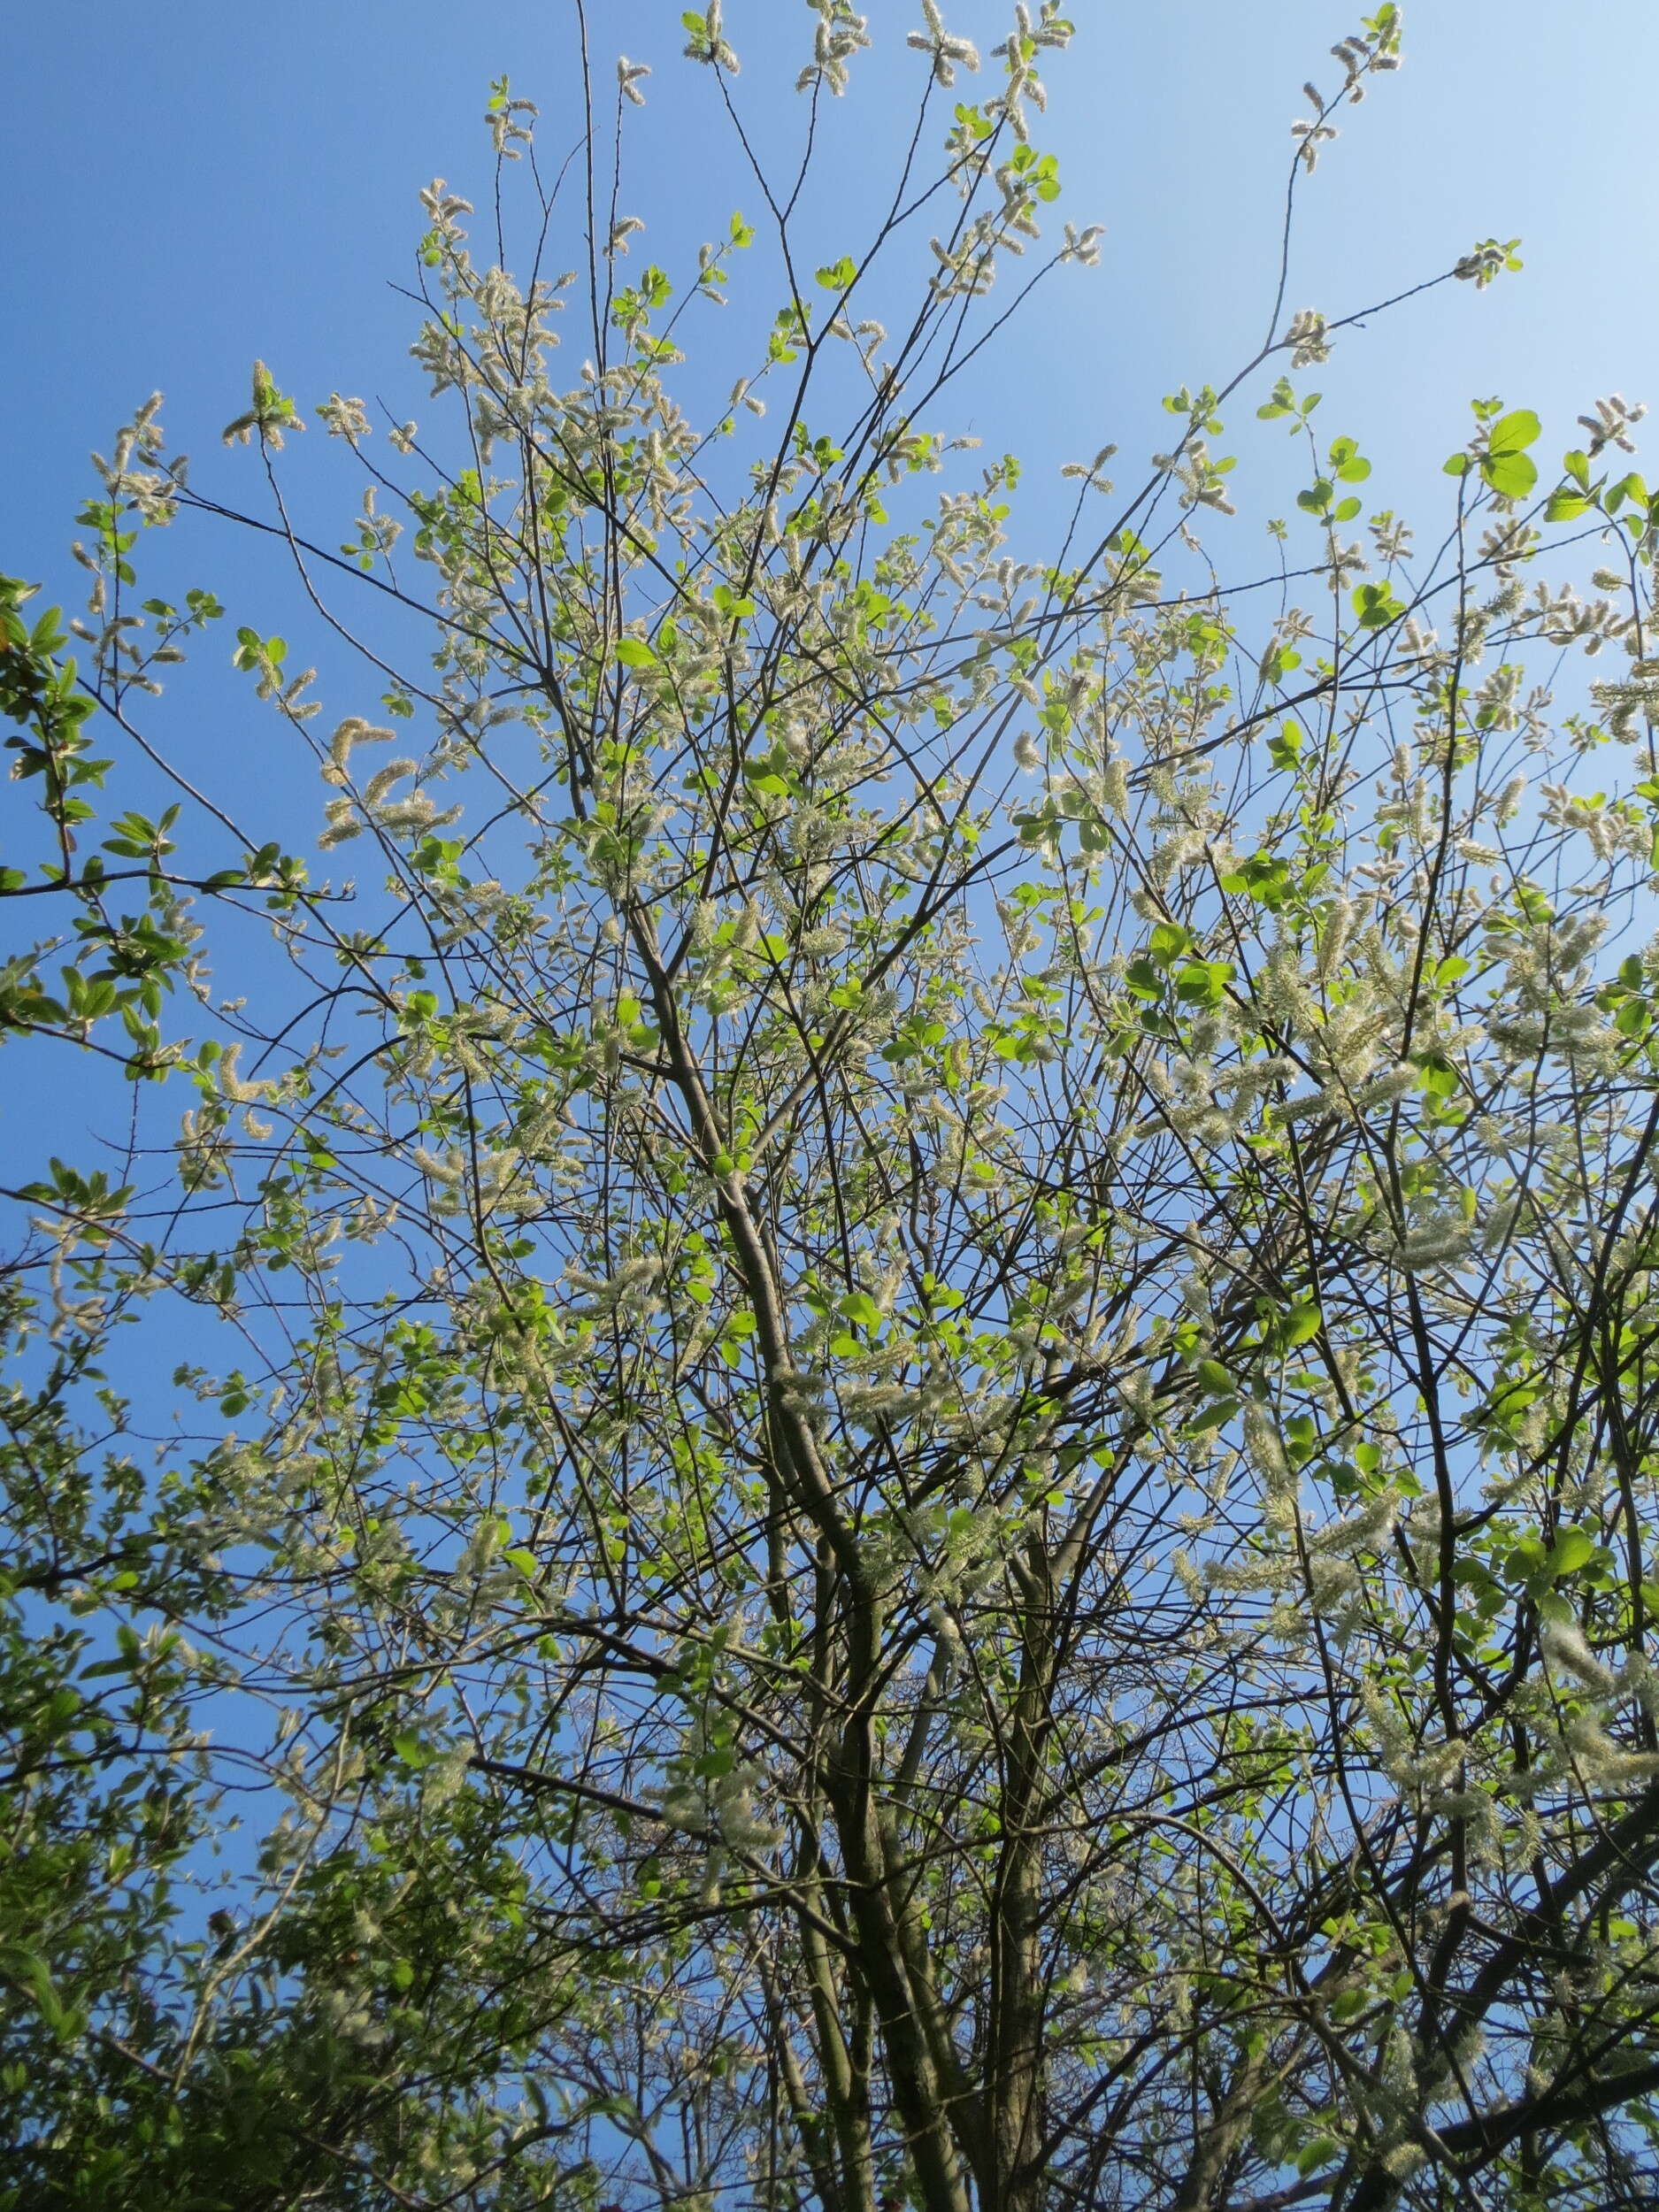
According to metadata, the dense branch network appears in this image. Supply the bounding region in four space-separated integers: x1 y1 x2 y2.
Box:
7 6 1659 2210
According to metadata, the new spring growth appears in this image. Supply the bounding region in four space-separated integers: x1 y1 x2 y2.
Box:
317 394 371 441
216 1043 279 1107
798 2 872 97
909 1 980 87
1286 311 1332 368
221 361 305 450
1578 393 1647 457
683 2 740 73
484 81 538 161
1292 7 1402 167
322 718 396 788
988 4 1073 139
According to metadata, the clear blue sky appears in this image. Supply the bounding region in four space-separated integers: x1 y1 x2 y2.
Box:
8 0 1657 605
5 0 1657 1169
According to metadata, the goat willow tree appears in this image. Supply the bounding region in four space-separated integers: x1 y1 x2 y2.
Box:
8 4 1659 2207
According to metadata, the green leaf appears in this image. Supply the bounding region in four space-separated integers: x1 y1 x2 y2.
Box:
1280 1302 1322 1348
616 638 657 668
1174 959 1233 1007
1544 488 1590 522
1487 409 1540 455
1548 1527 1594 1578
1481 449 1538 499
1268 722 1302 771
1297 2135 1341 2176
1351 582 1405 630
1256 379 1294 422
1414 1051 1458 1100
1607 470 1649 515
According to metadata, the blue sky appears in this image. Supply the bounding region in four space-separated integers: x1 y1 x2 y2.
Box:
8 0 1657 602
5 0 1657 1167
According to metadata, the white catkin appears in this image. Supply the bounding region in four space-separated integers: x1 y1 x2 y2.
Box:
1542 1620 1617 1696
